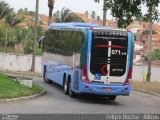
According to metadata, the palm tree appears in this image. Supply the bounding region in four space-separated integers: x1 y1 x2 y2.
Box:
6 11 21 27
0 1 13 20
91 11 96 20
94 0 111 26
48 0 55 25
85 11 89 18
4 11 21 52
53 7 84 23
0 1 21 52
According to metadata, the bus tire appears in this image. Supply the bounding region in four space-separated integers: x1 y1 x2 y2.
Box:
108 96 116 100
43 66 52 84
69 80 76 98
64 76 69 95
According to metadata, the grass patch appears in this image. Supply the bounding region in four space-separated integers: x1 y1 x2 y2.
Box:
0 73 43 99
131 81 160 95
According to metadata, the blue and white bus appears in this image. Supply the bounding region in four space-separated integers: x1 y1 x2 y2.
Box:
40 22 134 100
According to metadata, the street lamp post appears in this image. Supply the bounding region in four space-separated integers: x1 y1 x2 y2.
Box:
31 0 39 72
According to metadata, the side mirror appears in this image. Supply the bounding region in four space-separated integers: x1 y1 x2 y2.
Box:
39 36 44 49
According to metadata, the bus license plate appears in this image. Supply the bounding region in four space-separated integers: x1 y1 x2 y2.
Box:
102 87 112 91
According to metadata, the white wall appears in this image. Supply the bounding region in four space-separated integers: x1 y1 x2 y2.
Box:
0 52 42 73
134 44 143 51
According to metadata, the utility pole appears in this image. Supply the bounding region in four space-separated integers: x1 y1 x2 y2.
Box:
31 0 39 72
102 0 106 26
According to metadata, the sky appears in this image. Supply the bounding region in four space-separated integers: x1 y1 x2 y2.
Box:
4 0 109 20
4 0 160 20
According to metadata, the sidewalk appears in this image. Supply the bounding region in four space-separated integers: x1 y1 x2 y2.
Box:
131 81 160 96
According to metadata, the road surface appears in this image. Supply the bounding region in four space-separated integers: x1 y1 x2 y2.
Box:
0 77 160 114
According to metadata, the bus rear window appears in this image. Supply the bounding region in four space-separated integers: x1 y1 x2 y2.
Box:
90 30 128 77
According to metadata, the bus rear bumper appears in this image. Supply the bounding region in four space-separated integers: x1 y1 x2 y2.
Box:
77 81 131 96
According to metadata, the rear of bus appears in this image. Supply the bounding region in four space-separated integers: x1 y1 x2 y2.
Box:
79 28 133 97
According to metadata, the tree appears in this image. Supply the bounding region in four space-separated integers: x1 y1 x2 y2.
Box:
111 0 160 81
17 8 29 16
0 1 13 20
111 0 142 28
151 49 160 60
85 11 89 18
111 0 159 28
94 0 111 26
6 11 21 27
4 11 21 52
53 8 84 23
97 16 101 20
145 49 160 60
48 0 55 25
91 11 96 20
0 1 21 52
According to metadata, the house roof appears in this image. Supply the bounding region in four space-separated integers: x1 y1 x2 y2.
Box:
74 12 116 27
135 41 142 45
39 14 49 23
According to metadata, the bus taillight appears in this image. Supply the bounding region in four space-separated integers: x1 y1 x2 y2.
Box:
128 67 132 79
81 65 90 84
124 67 132 85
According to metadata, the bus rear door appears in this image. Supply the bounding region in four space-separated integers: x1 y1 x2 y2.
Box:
89 30 129 85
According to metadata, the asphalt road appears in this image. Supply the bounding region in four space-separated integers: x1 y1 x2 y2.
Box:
0 77 160 114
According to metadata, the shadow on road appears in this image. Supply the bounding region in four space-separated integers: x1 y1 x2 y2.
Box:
43 81 121 106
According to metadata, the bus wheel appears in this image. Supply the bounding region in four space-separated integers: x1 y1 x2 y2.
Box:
43 67 51 83
69 81 76 98
108 96 116 100
64 76 69 95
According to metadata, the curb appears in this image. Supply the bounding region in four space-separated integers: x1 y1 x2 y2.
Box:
132 89 160 97
0 71 42 78
0 89 47 102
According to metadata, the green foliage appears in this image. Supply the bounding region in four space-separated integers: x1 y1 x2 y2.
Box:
0 73 43 99
53 7 84 23
17 8 29 15
0 1 13 20
97 16 101 20
36 48 42 56
91 11 96 19
111 0 160 28
0 1 44 55
16 27 34 53
85 11 89 18
111 0 142 28
5 11 22 27
145 49 160 60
